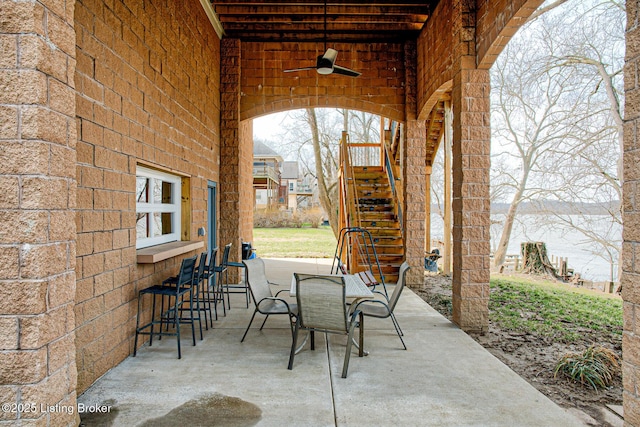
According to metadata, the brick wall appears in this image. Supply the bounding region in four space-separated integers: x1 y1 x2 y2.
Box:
74 0 220 393
624 2 640 425
0 0 78 425
240 42 406 122
220 38 243 266
402 41 427 287
475 0 544 69
417 0 455 116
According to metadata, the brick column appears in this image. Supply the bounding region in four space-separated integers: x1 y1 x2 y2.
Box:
450 2 491 333
220 38 253 270
403 41 427 287
0 1 78 425
623 2 640 425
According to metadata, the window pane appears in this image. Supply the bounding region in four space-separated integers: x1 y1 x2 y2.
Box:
136 177 149 203
161 212 173 234
136 213 149 239
152 212 173 237
152 179 173 204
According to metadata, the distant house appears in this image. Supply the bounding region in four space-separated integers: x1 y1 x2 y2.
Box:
253 141 283 210
281 161 315 211
253 143 316 211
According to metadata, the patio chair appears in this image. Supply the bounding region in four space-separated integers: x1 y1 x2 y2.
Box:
240 258 297 343
352 261 409 350
134 255 198 359
288 273 364 378
206 243 231 317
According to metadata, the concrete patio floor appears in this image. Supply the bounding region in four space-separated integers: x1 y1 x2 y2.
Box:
78 258 585 426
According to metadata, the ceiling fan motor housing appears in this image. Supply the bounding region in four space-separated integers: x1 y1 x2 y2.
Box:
316 55 334 74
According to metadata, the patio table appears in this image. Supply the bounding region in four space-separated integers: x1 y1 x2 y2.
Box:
289 273 374 299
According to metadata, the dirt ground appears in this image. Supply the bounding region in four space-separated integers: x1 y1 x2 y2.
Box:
416 273 623 427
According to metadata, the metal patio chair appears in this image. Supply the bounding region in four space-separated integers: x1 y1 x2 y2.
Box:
353 261 409 350
288 273 364 378
240 258 297 343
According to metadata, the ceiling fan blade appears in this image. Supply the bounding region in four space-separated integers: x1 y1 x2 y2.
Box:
284 66 317 73
332 65 361 77
322 48 338 66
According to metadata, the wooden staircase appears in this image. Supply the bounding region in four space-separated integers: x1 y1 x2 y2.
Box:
351 165 403 283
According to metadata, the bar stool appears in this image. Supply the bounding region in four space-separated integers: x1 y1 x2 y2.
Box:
213 243 232 315
200 247 219 326
225 259 251 309
134 255 198 359
191 251 211 331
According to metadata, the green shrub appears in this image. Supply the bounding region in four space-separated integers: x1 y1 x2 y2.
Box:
554 345 619 390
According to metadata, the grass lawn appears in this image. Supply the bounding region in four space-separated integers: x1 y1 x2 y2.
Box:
252 227 337 258
489 275 623 342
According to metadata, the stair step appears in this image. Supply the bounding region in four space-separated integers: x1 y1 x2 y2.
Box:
359 212 396 220
358 198 393 205
355 188 392 196
353 174 387 182
357 205 395 212
357 257 403 267
352 166 383 173
372 247 404 255
358 220 398 228
370 236 403 245
354 181 389 187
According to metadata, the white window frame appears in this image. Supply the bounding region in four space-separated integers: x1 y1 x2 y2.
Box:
136 166 182 249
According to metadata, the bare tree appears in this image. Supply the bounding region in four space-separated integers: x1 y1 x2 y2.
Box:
306 108 341 235
491 0 624 272
258 108 382 237
491 33 588 266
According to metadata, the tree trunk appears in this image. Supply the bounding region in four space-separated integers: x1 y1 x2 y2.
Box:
520 242 558 277
307 108 339 237
493 194 523 268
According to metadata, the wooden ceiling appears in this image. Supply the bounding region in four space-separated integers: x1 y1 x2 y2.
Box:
210 1 440 43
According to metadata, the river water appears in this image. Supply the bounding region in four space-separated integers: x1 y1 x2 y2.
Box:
430 214 621 283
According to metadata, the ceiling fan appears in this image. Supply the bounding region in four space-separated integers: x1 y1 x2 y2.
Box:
284 48 361 77
283 0 361 77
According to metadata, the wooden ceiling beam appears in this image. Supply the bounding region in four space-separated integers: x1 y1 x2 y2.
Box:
220 22 425 32
213 1 429 5
218 31 413 42
209 0 439 43
216 14 428 23
214 5 429 15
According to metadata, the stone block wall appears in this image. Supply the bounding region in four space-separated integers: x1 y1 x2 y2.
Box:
240 42 406 122
624 2 640 425
417 0 455 115
402 41 428 287
475 0 544 69
74 0 220 393
0 0 79 425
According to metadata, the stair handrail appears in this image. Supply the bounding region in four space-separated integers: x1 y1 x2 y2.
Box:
331 226 388 299
383 139 404 241
338 132 364 270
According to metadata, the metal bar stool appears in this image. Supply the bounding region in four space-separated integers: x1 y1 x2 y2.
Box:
200 247 219 325
214 243 232 315
223 241 254 309
134 255 198 359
